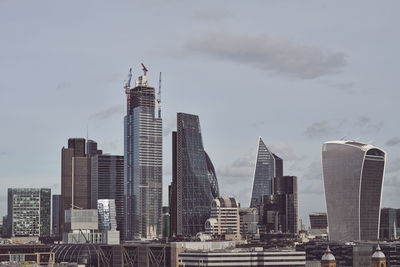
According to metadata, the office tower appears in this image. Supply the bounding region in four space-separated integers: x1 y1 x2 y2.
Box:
2 215 10 238
91 154 124 239
97 199 117 231
250 137 282 208
260 176 298 234
170 113 220 237
322 141 386 242
124 66 162 239
379 208 400 240
239 208 259 238
309 213 328 230
52 194 62 239
86 140 102 156
161 206 170 238
205 196 241 240
61 138 91 234
7 188 51 237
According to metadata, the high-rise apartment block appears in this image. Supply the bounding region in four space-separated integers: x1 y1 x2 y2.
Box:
250 137 282 208
7 188 51 237
91 154 124 239
124 66 162 239
170 113 219 237
61 138 91 234
322 141 386 242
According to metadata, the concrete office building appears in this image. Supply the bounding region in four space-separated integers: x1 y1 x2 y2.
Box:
322 141 386 242
124 66 163 239
170 113 220 237
52 194 61 239
61 138 91 234
91 154 124 239
239 208 259 238
250 137 282 208
205 196 241 240
7 188 51 237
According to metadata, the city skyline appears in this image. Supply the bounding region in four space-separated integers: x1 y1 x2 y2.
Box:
1 1 400 226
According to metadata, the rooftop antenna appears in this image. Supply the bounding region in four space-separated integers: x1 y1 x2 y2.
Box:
157 72 162 118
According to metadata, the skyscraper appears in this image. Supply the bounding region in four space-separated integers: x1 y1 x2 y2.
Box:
250 137 282 208
61 138 91 234
322 140 386 242
91 154 124 239
7 188 51 237
52 194 61 239
124 66 162 239
170 113 219 237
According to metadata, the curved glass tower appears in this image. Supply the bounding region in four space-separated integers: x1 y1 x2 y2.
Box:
322 140 386 242
170 113 219 237
250 137 281 208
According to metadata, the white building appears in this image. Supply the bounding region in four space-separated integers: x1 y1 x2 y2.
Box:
205 196 241 240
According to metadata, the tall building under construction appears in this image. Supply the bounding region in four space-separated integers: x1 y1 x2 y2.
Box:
124 65 162 239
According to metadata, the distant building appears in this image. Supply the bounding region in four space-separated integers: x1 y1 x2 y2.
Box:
322 141 386 242
161 206 170 238
91 154 124 239
371 245 386 267
124 67 163 239
310 213 328 230
170 113 219 237
52 194 61 239
86 139 102 156
178 248 306 266
97 199 117 231
61 138 90 235
7 188 51 237
2 215 10 238
0 244 54 265
239 208 259 238
260 176 298 234
250 137 282 208
205 196 241 240
321 246 336 267
379 208 400 240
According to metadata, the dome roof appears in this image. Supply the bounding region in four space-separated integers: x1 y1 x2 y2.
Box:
321 246 335 261
372 245 386 259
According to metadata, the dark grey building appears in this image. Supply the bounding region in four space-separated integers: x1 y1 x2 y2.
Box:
52 194 61 239
309 213 328 229
322 141 386 242
250 137 282 208
7 188 51 237
91 154 124 239
61 138 90 234
260 176 298 234
380 208 400 240
86 139 102 157
124 67 163 239
170 113 219 237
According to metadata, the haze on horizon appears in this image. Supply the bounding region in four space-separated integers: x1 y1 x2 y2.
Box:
1 0 400 226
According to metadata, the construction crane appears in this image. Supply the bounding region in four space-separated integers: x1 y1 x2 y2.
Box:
157 72 162 118
141 63 148 76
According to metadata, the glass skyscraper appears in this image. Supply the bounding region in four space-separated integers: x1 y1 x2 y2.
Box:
124 67 162 239
7 188 51 237
170 113 219 237
97 199 117 231
322 140 386 242
250 137 281 208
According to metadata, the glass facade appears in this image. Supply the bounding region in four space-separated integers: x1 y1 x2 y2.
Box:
250 137 278 208
379 208 400 240
52 195 61 239
124 72 162 239
322 141 386 242
171 113 220 237
97 199 117 231
7 188 51 237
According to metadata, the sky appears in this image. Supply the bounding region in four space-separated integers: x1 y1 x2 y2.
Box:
1 0 400 226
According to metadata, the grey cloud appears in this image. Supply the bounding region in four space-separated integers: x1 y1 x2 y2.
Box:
193 8 233 21
163 116 176 137
56 81 72 90
303 161 323 180
354 116 383 133
386 158 400 174
305 121 335 138
218 151 255 183
184 32 347 79
302 180 324 195
386 137 400 146
384 174 400 186
90 104 124 120
251 121 265 128
269 142 306 161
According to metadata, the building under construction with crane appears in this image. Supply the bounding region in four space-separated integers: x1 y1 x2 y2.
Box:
124 64 163 240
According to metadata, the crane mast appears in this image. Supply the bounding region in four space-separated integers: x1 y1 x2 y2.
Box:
157 72 162 118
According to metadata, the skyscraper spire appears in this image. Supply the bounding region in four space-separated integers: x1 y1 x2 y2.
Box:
157 72 162 118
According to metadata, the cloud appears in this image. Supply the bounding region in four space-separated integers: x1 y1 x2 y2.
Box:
305 121 335 138
184 32 347 79
217 151 255 182
354 116 383 134
302 180 324 195
303 161 323 180
386 158 400 174
384 174 400 186
56 82 72 90
163 116 176 137
0 151 7 156
90 104 124 120
386 137 400 146
193 8 233 21
269 142 306 161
